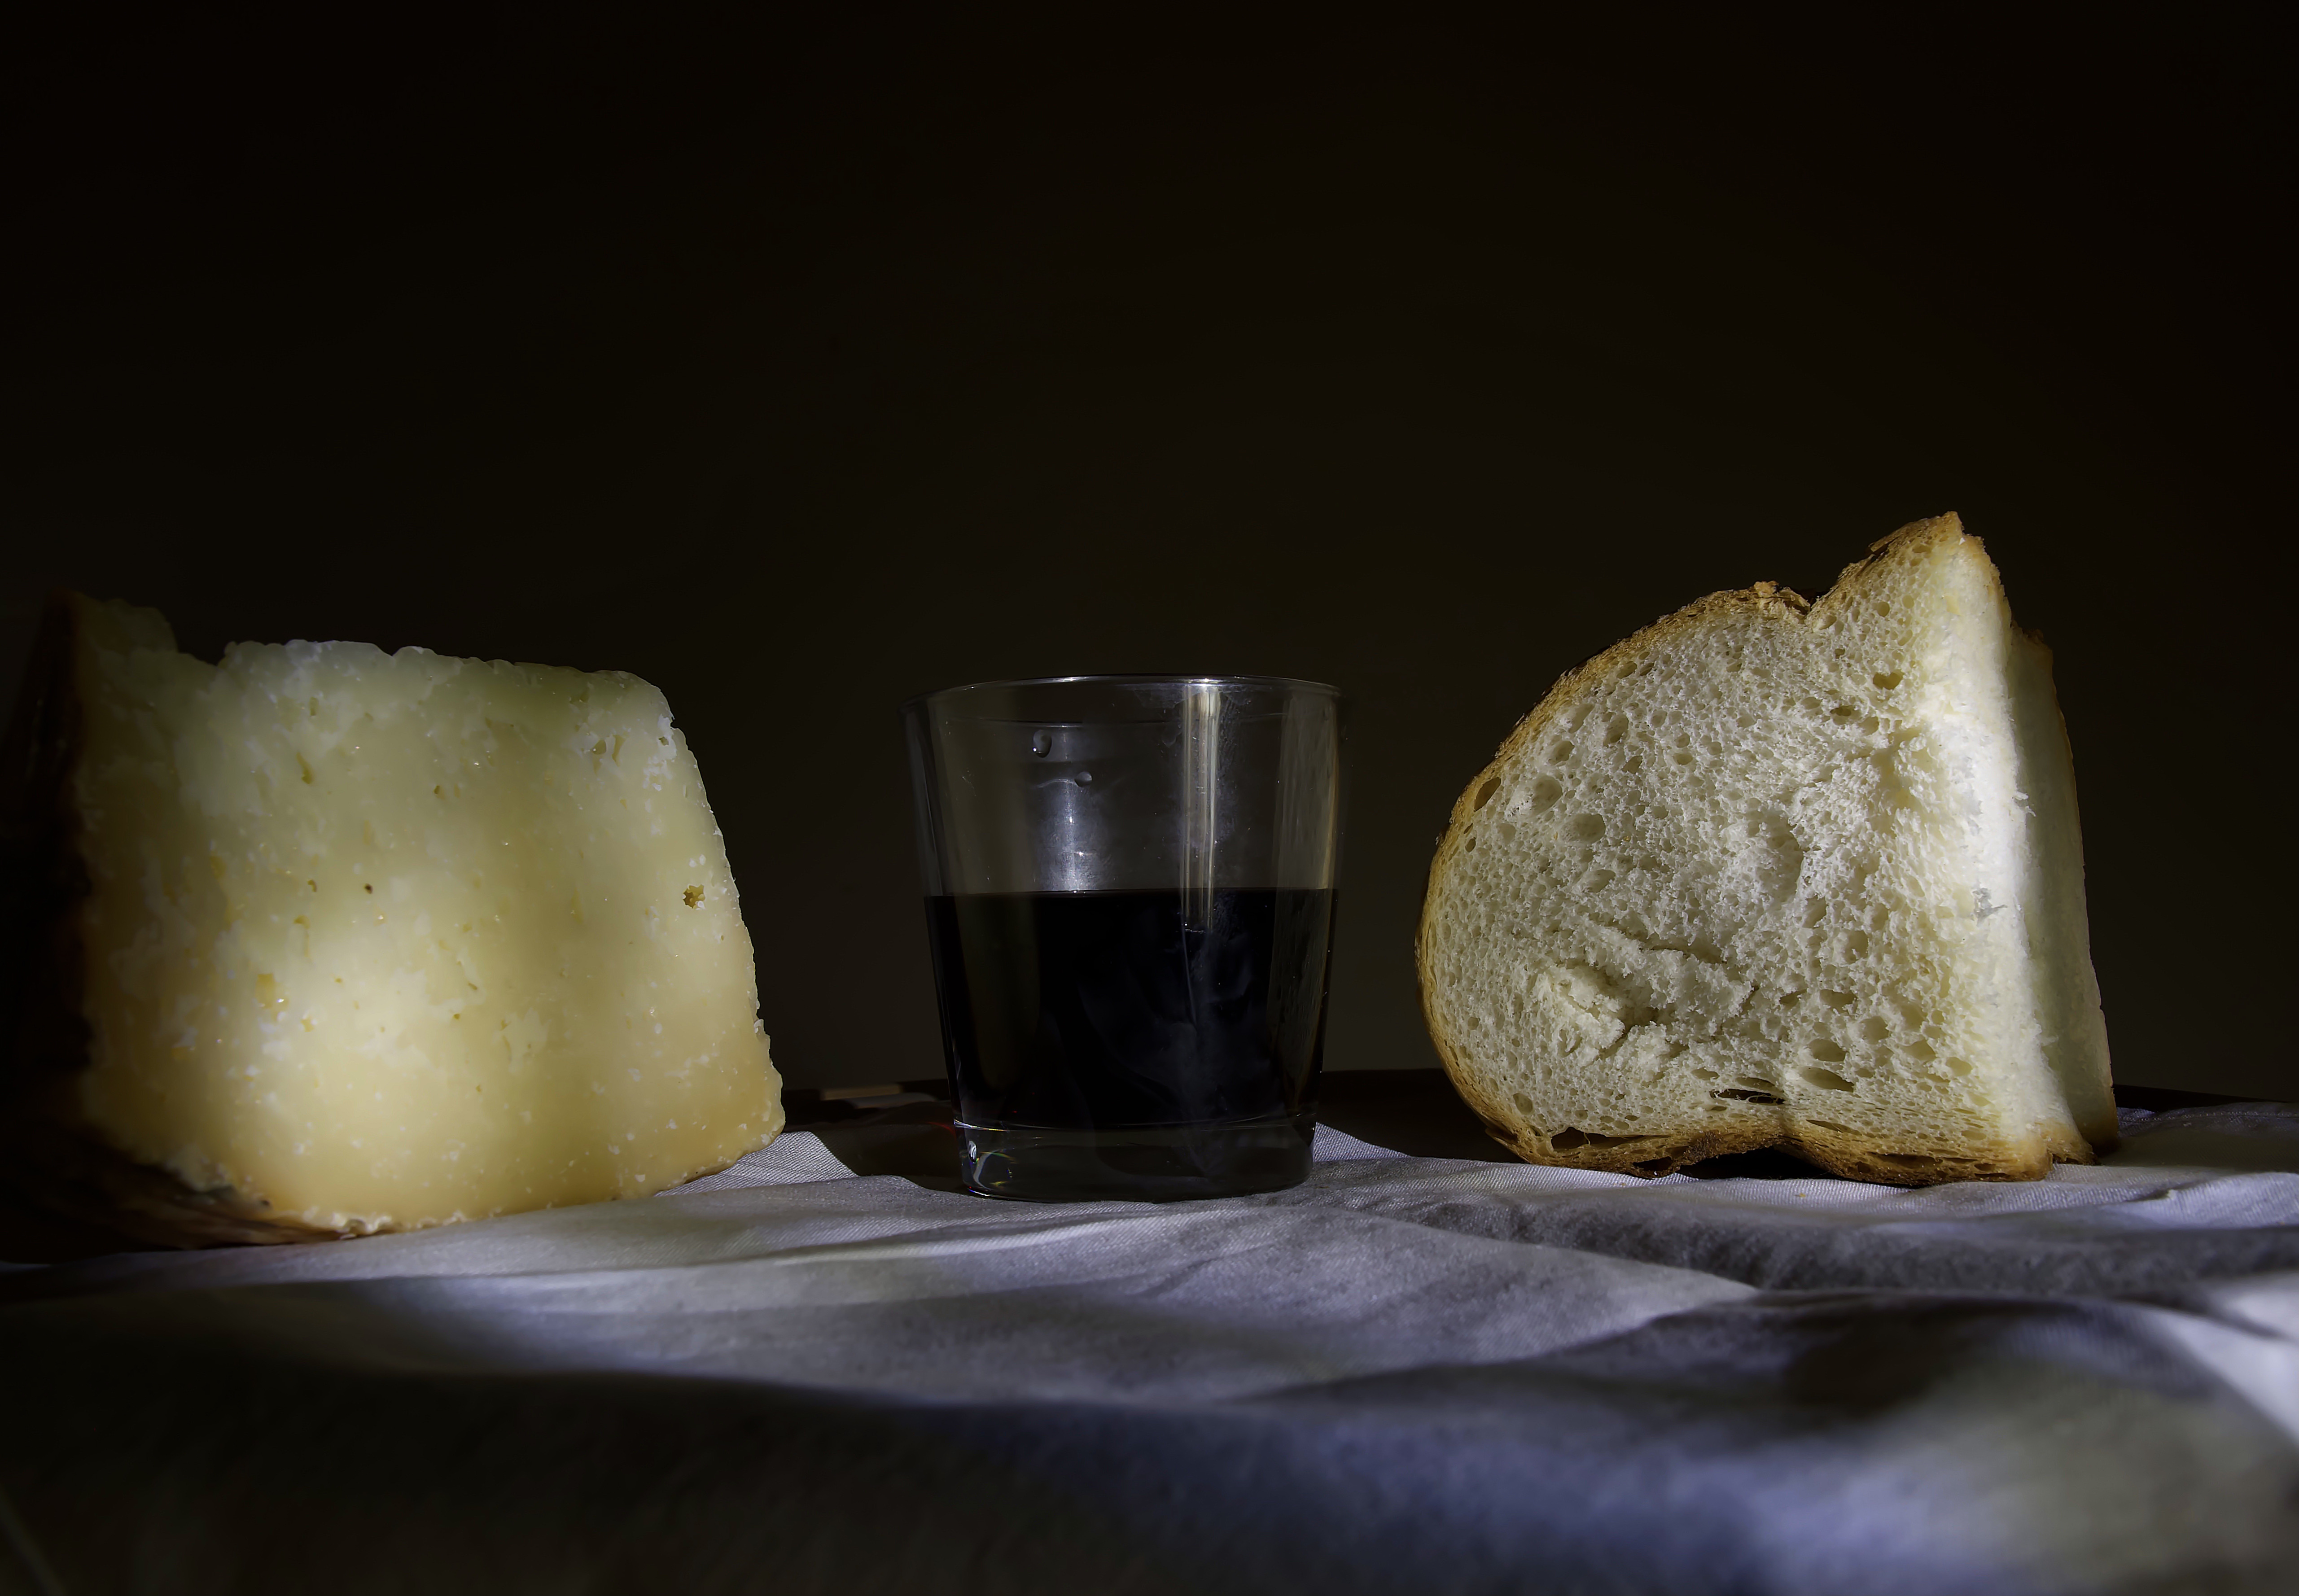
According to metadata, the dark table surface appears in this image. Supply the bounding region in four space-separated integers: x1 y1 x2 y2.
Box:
780 1069 2252 1186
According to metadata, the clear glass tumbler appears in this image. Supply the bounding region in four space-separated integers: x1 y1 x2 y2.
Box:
903 676 1344 1202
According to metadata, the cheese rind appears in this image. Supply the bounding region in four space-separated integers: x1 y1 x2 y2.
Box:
51 595 781 1235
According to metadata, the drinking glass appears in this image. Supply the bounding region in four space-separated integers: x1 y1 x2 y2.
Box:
902 676 1344 1201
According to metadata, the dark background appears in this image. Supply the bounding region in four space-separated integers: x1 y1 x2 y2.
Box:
4 9 2288 1096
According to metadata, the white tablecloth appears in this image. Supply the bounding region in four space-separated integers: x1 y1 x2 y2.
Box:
4 1102 2296 1595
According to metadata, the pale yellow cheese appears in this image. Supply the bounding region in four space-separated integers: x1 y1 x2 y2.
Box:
65 596 782 1233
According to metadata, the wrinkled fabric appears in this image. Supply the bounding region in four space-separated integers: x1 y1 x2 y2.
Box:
3 1102 2295 1595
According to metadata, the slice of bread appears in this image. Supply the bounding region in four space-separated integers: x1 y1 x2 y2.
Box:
1416 515 2115 1184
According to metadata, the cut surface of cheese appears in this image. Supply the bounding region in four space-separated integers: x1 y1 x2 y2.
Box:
4 594 782 1241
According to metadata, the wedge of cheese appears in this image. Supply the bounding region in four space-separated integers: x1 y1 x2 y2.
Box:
0 593 782 1244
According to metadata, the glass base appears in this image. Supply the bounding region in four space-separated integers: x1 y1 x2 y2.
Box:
956 1111 1317 1202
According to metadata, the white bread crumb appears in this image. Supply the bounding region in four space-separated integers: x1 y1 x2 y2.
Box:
1416 514 2114 1185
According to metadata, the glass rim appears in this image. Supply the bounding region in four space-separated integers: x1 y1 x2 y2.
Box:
902 673 1342 716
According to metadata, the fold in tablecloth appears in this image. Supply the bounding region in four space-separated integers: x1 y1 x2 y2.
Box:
3 1102 2295 1595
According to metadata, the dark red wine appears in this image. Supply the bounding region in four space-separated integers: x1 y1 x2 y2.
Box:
924 888 1335 1134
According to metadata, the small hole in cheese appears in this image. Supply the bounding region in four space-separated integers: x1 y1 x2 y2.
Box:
683 885 704 908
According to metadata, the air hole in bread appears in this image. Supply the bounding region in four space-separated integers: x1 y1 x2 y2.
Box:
1843 930 1870 957
1799 1067 1855 1091
1808 1038 1846 1063
1603 713 1629 746
1859 1015 1889 1042
1879 1153 1933 1166
1546 740 1573 764
1802 900 1830 928
1550 1127 1654 1150
1583 869 1614 892
1712 1087 1784 1105
1817 990 1853 1008
1472 777 1501 810
1568 813 1604 841
1944 1056 1973 1077
1872 670 1903 690
1529 777 1563 811
1905 1037 1936 1063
